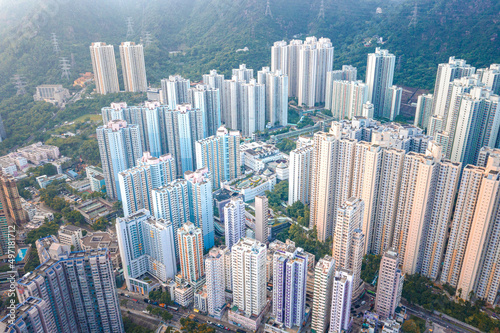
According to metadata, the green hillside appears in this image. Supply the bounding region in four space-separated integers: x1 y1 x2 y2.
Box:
0 0 498 152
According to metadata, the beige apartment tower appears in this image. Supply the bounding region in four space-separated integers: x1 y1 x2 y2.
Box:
119 42 147 92
255 196 269 243
375 248 404 319
90 42 119 94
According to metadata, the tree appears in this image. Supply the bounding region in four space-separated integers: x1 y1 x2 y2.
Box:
401 319 420 333
92 217 108 231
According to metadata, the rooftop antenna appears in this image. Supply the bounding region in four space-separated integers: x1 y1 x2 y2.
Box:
318 0 325 20
11 75 27 96
265 0 273 18
60 57 71 80
51 33 60 54
126 17 134 39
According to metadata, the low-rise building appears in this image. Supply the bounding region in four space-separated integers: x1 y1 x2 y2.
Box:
381 319 401 333
36 174 68 189
228 301 271 331
75 198 116 224
68 179 91 192
73 72 94 87
223 170 276 202
194 286 208 313
240 142 283 172
174 282 194 307
86 166 106 192
58 225 83 251
34 84 71 106
17 142 60 165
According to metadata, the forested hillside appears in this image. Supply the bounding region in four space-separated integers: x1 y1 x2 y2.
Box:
0 0 498 151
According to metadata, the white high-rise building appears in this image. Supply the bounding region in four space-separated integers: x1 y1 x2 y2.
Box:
333 197 364 269
118 153 176 217
222 246 233 292
298 42 317 107
271 41 288 75
420 159 461 280
329 269 353 333
288 144 314 205
195 126 241 190
161 75 190 108
162 104 204 175
203 69 225 90
188 84 221 137
240 79 265 137
414 94 434 130
384 85 402 121
351 229 365 299
287 39 303 97
314 37 335 104
185 167 214 250
178 222 205 290
257 67 289 127
233 64 254 83
440 165 487 287
431 57 475 121
311 256 336 333
272 246 308 328
375 248 404 319
152 179 190 261
449 87 500 166
205 247 227 317
96 119 142 200
231 238 267 317
116 210 177 293
456 158 500 302
365 48 396 118
224 197 245 250
119 42 147 92
325 80 369 120
90 42 119 94
255 196 269 243
221 76 242 130
478 63 500 95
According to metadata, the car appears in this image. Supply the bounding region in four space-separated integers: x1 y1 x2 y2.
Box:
143 299 150 303
152 301 159 305
207 321 212 325
355 305 360 308
142 310 148 314
132 299 138 302
125 294 130 298
120 293 125 296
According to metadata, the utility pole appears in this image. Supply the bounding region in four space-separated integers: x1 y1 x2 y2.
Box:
409 3 418 28
144 31 153 47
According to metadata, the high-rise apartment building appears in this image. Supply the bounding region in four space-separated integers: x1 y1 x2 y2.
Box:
162 104 204 175
414 94 434 130
188 84 221 137
325 80 369 120
333 197 364 269
287 40 303 97
288 144 314 205
16 249 124 333
185 167 214 250
272 246 308 328
116 210 177 293
478 63 500 95
311 256 336 333
0 173 28 226
384 85 402 121
351 229 365 299
375 248 404 319
255 196 269 244
224 197 245 250
118 152 176 217
232 64 254 83
178 222 205 290
205 247 227 317
96 119 142 200
161 75 190 108
365 48 396 118
329 269 353 333
195 125 241 190
431 57 475 121
231 238 267 317
119 42 147 92
90 42 119 94
271 41 288 75
257 67 289 127
151 178 189 256
0 296 56 332
203 69 225 90
240 79 265 137
221 77 242 130
456 159 500 302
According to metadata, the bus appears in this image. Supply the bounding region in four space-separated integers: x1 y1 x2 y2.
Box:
366 290 376 296
167 305 179 311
